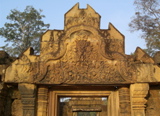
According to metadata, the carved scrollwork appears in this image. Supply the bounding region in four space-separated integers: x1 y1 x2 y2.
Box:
98 38 125 60
12 55 34 82
34 60 126 84
65 10 99 29
33 30 135 84
40 30 67 62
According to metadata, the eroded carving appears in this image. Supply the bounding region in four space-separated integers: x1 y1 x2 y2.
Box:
2 3 160 116
4 3 159 86
37 86 48 116
18 84 36 116
65 4 100 30
130 83 149 116
134 47 154 63
32 30 136 84
119 87 131 116
5 26 136 84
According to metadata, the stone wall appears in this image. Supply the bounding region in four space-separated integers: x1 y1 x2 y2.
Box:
146 85 160 116
0 51 18 116
1 3 160 116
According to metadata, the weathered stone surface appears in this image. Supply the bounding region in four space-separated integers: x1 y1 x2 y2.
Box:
146 86 160 116
4 4 137 85
0 51 15 116
1 3 160 116
136 64 157 82
153 51 160 65
4 4 160 86
18 83 37 116
12 99 23 116
119 87 131 116
65 3 100 30
37 86 48 116
130 83 149 116
11 89 21 99
134 47 154 63
0 51 14 82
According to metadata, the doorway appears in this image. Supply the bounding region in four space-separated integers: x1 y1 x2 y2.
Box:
48 89 119 116
59 97 107 116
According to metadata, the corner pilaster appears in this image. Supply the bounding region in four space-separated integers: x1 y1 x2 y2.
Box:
119 87 131 116
18 83 37 116
37 86 48 116
130 83 149 116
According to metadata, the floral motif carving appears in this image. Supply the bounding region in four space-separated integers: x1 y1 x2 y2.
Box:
65 10 99 29
35 60 126 84
32 30 136 84
105 39 124 53
5 5 136 85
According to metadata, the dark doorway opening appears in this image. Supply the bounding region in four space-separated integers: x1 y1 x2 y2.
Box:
77 112 97 116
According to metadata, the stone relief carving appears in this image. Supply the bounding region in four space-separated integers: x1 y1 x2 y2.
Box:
32 30 136 84
2 3 160 116
136 64 157 82
134 47 154 63
37 86 48 116
130 83 149 116
40 30 66 61
65 9 99 29
99 38 126 60
4 27 137 84
4 3 159 85
119 87 131 115
18 84 36 116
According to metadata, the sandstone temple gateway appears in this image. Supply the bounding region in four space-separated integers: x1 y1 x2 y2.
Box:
1 3 160 116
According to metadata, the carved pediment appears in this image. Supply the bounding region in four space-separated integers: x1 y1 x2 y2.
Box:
5 3 139 84
65 3 100 30
34 29 136 84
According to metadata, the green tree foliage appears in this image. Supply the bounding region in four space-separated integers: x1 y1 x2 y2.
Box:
0 6 50 56
129 0 160 55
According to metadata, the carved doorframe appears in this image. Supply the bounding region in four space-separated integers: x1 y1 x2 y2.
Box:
48 90 119 116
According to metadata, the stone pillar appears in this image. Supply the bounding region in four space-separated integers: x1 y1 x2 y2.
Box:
108 91 119 116
146 87 160 116
18 83 37 116
119 87 131 116
37 86 48 116
130 83 149 116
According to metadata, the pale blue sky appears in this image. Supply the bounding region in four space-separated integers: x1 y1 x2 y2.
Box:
0 0 146 54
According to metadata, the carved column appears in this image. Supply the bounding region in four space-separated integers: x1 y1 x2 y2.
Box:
108 90 119 116
130 83 149 116
119 87 131 116
37 86 48 116
18 83 37 116
146 86 160 116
